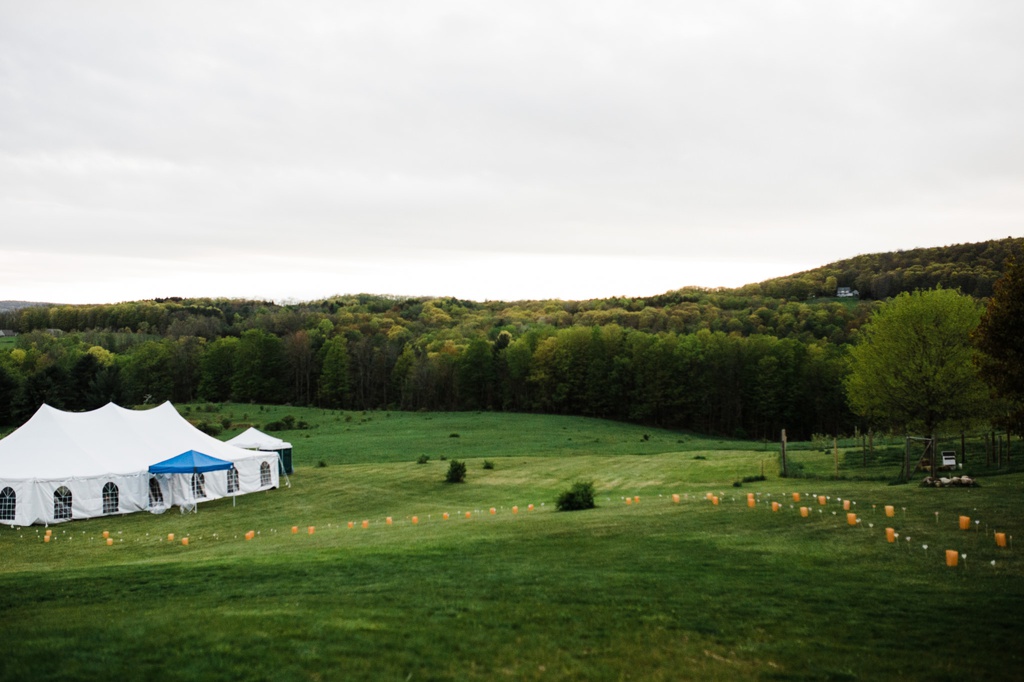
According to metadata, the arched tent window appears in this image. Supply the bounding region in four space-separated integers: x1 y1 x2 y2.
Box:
149 477 164 507
260 461 271 487
0 487 15 521
191 473 206 499
54 486 72 520
102 482 119 514
227 467 239 494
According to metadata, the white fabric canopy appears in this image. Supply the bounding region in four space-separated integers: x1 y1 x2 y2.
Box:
0 402 280 526
225 427 292 452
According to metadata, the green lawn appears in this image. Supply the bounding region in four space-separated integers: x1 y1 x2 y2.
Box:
1 409 1021 680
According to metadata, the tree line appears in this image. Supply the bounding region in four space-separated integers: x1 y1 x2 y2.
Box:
0 237 1020 443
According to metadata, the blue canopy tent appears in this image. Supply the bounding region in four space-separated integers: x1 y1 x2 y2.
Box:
149 450 234 513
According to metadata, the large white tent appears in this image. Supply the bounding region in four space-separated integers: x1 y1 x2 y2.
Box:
0 402 280 526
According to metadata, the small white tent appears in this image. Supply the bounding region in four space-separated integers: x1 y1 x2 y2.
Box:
226 427 293 474
0 402 280 526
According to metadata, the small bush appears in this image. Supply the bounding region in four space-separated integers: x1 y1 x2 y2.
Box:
482 460 494 470
282 415 296 429
742 474 766 483
221 417 232 430
264 421 284 432
693 455 707 460
194 421 222 436
642 434 650 442
317 459 327 468
445 460 467 483
449 433 460 438
417 454 430 465
556 481 596 511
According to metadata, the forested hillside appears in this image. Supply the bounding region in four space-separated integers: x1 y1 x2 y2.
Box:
0 237 1019 440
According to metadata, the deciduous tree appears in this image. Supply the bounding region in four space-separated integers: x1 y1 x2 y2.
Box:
845 288 989 476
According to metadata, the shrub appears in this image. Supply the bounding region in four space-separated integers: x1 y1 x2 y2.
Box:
417 454 430 465
445 460 467 483
281 415 296 429
194 421 222 436
449 433 460 438
556 481 596 511
317 459 327 468
482 460 494 470
221 417 232 430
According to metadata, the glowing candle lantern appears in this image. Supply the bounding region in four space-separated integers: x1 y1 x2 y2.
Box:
886 528 895 543
672 494 680 504
182 537 189 546
885 505 895 518
412 516 419 525
792 492 800 502
946 549 958 567
308 526 315 534
528 504 534 511
771 501 780 512
846 513 857 526
818 496 826 506
490 508 496 515
106 538 112 546
512 506 519 514
707 492 714 501
291 526 298 534
168 533 175 542
44 535 51 543
386 517 393 525
959 515 970 530
245 530 255 540
712 496 719 506
347 521 354 529
465 512 472 519
843 500 851 511
634 496 640 503
625 498 632 505
443 512 450 520
800 507 809 518
102 530 110 539
747 493 755 508
45 529 52 536
361 520 369 529
995 532 1007 548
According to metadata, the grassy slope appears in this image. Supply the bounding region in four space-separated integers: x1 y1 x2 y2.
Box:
1 408 1021 681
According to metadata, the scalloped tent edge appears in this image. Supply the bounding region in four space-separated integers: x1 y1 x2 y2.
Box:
0 402 280 526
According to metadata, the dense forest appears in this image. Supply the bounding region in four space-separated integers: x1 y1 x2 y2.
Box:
0 237 1020 440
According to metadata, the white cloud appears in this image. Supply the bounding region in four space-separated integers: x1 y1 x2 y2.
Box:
1 1 1022 304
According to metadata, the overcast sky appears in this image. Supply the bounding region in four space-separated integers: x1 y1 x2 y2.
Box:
2 1 1022 305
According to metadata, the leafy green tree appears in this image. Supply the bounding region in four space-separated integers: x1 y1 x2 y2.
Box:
973 252 1024 426
318 336 351 408
845 288 989 476
119 340 176 405
232 329 286 403
0 362 23 425
198 337 238 401
456 338 495 410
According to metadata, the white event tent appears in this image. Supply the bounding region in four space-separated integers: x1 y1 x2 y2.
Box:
226 427 293 474
0 402 280 526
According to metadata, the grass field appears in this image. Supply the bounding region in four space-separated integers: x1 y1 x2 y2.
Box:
1 407 1022 681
